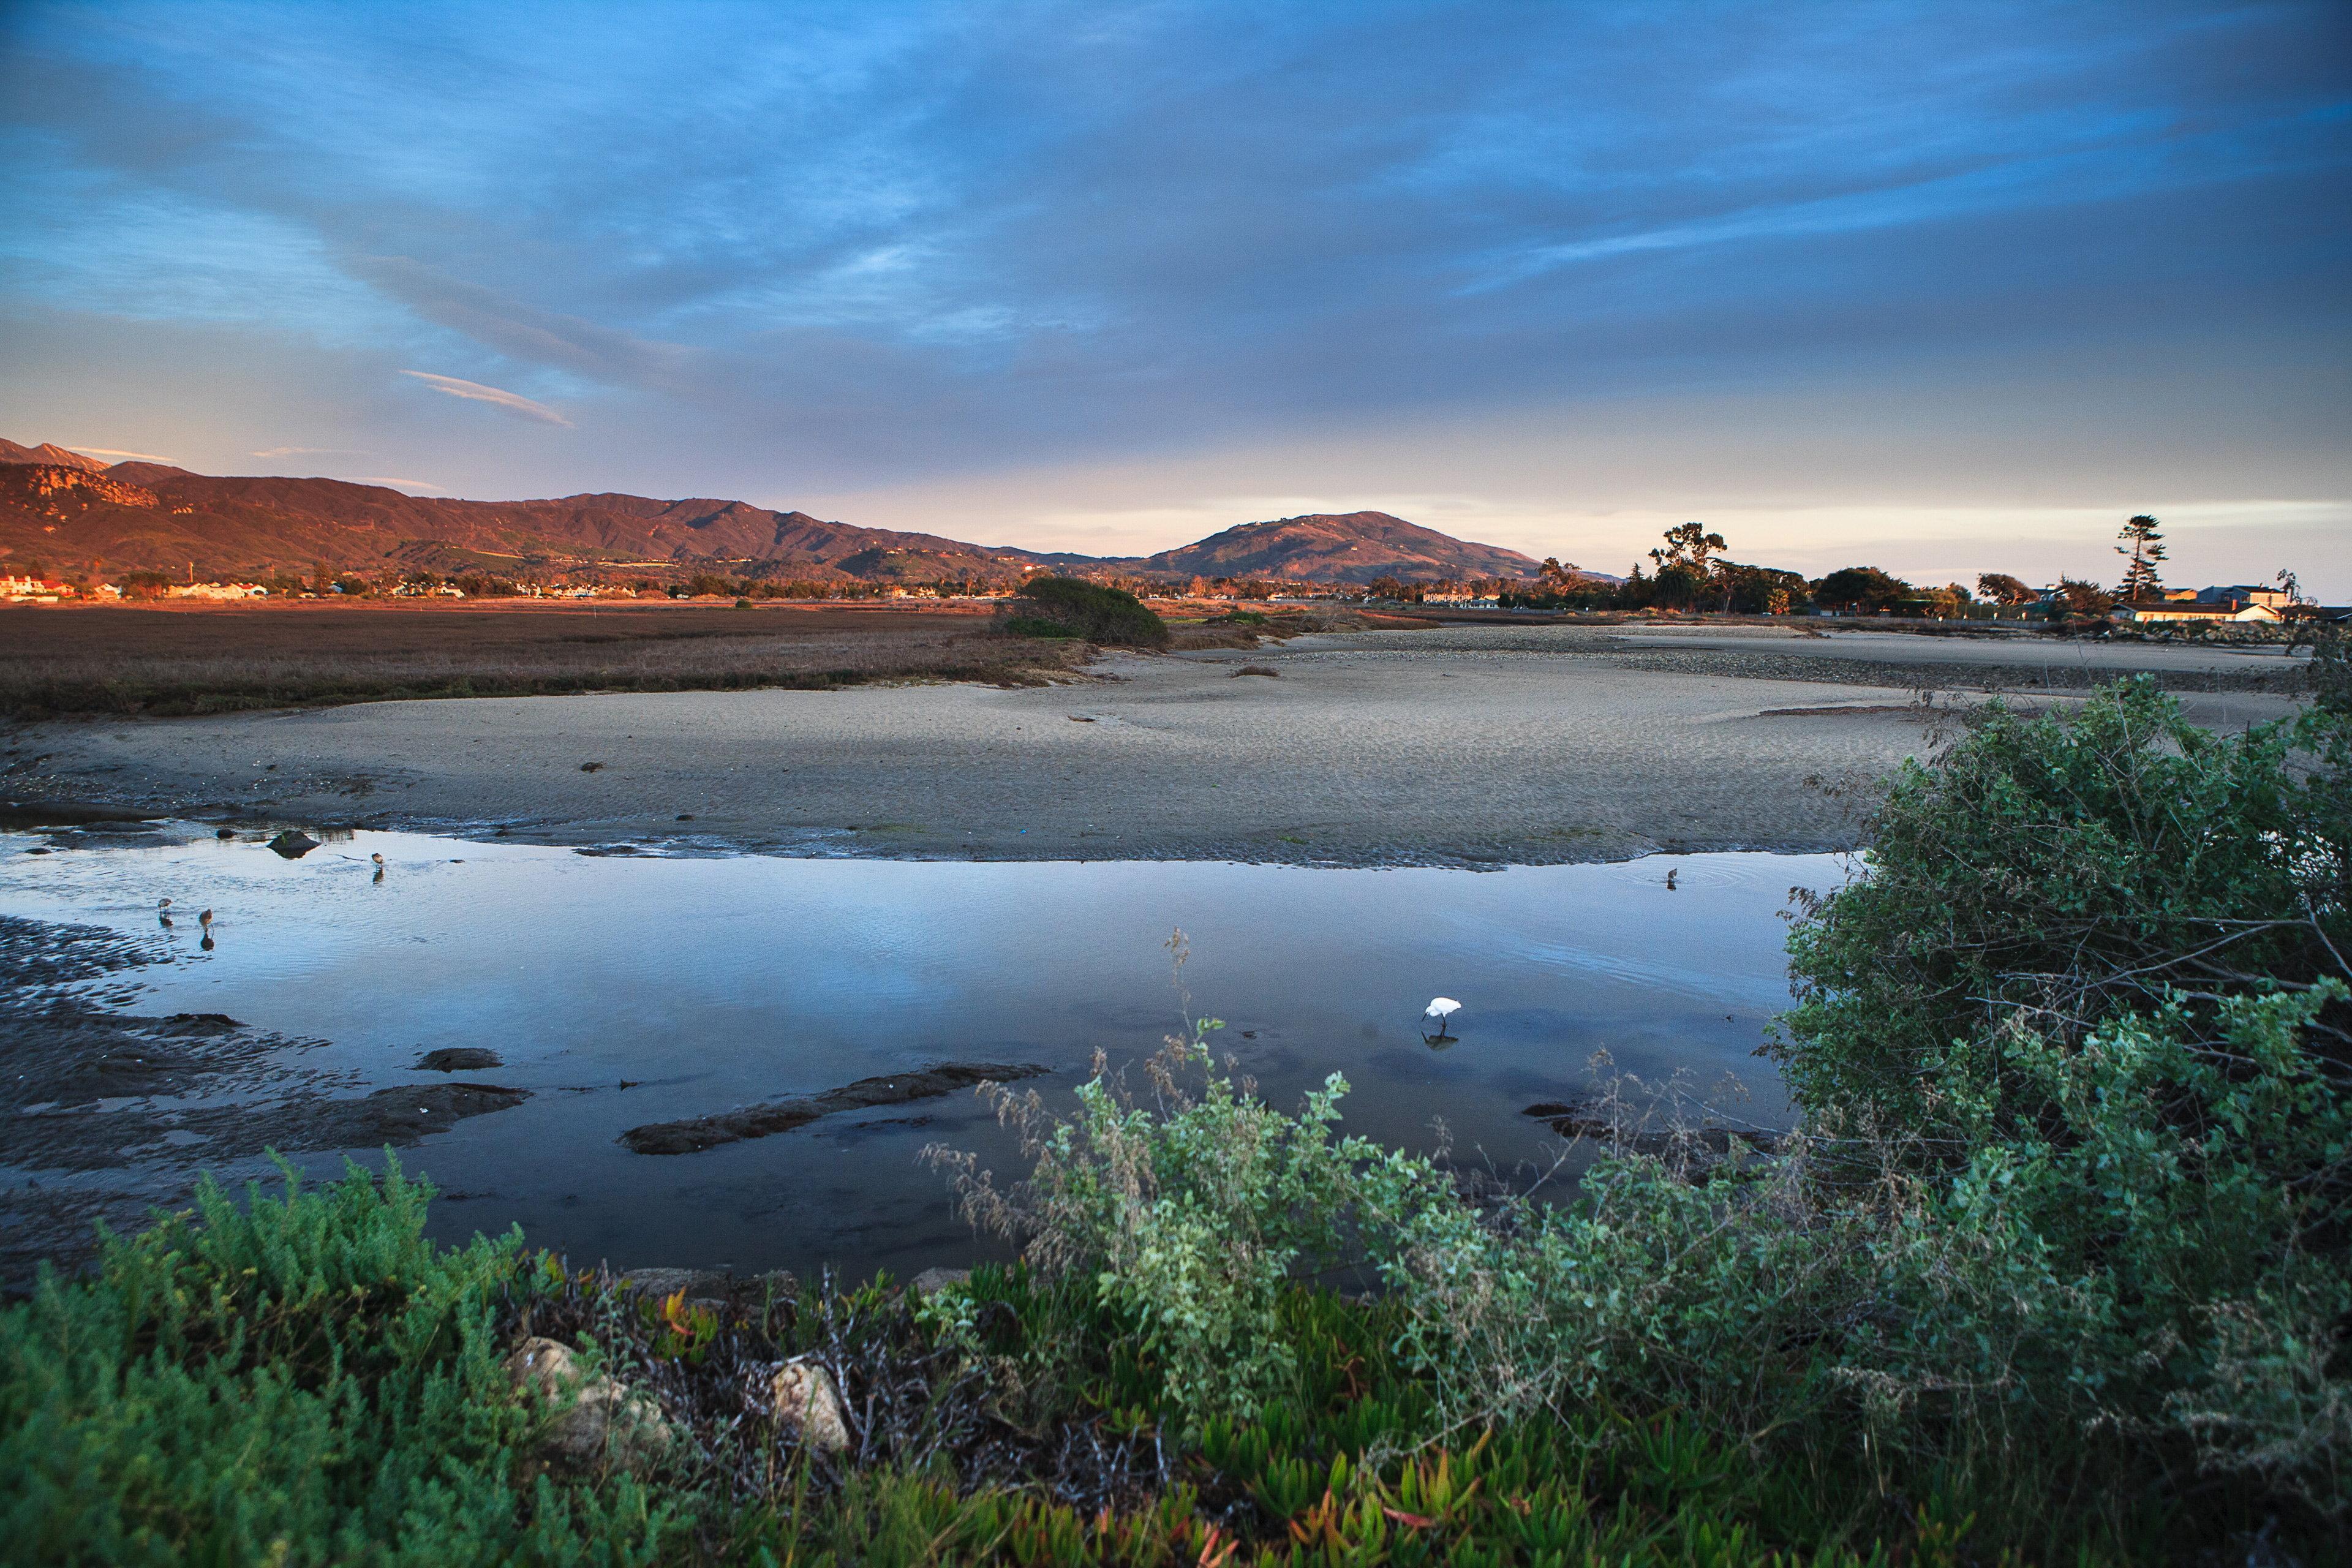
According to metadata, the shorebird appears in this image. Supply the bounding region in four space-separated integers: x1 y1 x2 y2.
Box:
1665 869 1679 891
157 897 171 910
1422 997 1462 1039
198 909 214 929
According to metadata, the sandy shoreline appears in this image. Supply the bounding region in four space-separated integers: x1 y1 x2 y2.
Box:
4 625 2308 867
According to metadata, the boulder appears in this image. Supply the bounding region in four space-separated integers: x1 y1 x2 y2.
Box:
910 1266 970 1294
503 1335 671 1473
772 1359 851 1455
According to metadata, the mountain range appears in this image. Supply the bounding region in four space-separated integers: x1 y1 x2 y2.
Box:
0 440 1548 587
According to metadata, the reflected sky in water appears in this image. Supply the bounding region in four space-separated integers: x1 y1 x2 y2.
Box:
2 829 1846 1280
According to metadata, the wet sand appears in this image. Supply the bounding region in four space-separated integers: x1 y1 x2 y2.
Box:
4 625 2307 865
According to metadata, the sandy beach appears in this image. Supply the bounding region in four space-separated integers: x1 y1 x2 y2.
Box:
4 624 2306 865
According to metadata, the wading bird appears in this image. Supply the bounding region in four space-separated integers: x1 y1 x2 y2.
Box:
1422 997 1462 1040
198 909 213 929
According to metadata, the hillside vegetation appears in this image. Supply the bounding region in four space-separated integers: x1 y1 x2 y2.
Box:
4 656 2346 1564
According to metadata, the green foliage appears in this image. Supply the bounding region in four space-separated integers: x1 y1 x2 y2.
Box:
1771 678 2345 1128
1811 565 1912 613
0 1158 674 1565
940 1022 1388 1419
1001 614 1082 639
1002 576 1170 647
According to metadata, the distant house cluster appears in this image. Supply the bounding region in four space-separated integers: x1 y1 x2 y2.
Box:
4 574 118 602
2109 585 2297 625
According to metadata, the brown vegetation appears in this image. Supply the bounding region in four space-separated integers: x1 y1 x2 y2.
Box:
1161 604 1428 650
0 601 1092 718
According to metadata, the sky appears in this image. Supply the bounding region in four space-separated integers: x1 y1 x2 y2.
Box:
2 1 2347 593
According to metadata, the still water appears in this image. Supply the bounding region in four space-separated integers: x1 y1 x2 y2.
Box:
2 827 1844 1280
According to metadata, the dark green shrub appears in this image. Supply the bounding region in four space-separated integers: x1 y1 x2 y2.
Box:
1001 614 1082 639
1771 677 2346 1130
1000 577 1169 647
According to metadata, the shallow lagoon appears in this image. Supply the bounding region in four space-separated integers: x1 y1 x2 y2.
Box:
2 828 1843 1280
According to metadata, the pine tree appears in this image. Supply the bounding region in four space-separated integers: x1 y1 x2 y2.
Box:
2116 514 2167 600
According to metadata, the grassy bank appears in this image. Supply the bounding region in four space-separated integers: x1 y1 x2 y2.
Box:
0 604 1091 718
6 665 2346 1564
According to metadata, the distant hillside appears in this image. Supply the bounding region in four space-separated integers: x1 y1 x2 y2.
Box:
0 439 107 473
1130 511 1543 584
0 457 1053 585
0 440 1553 587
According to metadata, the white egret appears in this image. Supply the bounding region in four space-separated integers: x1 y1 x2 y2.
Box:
1422 997 1462 1039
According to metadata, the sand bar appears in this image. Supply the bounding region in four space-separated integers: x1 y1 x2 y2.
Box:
5 625 2307 866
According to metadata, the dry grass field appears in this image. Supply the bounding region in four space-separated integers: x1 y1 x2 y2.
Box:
0 600 1094 717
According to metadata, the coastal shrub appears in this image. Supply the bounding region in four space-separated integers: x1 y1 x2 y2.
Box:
944 976 2349 1545
0 1158 675 1565
999 576 1170 646
935 1022 1395 1419
1770 676 2348 1130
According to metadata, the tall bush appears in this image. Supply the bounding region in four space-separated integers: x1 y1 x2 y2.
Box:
1771 677 2347 1129
1000 576 1169 646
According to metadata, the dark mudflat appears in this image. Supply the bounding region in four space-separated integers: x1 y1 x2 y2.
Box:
621 1063 1047 1155
0 914 533 1289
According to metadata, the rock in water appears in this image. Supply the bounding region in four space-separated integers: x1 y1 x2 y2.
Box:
415 1047 502 1072
772 1359 851 1455
266 829 319 859
503 1336 671 1473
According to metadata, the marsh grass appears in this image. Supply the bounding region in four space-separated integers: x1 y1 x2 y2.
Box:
0 605 1088 717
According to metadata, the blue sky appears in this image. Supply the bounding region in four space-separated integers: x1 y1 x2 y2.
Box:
2 1 2346 590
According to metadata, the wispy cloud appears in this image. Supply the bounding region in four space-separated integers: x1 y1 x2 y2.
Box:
251 445 355 458
398 371 573 426
67 445 175 462
355 254 699 390
349 475 448 491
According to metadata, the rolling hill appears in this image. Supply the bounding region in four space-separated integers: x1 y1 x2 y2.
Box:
0 441 1547 587
1133 511 1543 584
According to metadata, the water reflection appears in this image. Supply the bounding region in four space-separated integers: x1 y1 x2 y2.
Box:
2 827 1846 1281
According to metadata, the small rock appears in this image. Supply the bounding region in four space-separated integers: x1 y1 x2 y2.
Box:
617 1267 728 1305
266 829 320 859
1231 665 1280 678
416 1047 502 1072
503 1336 671 1472
772 1359 851 1454
910 1266 970 1294
580 761 605 772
